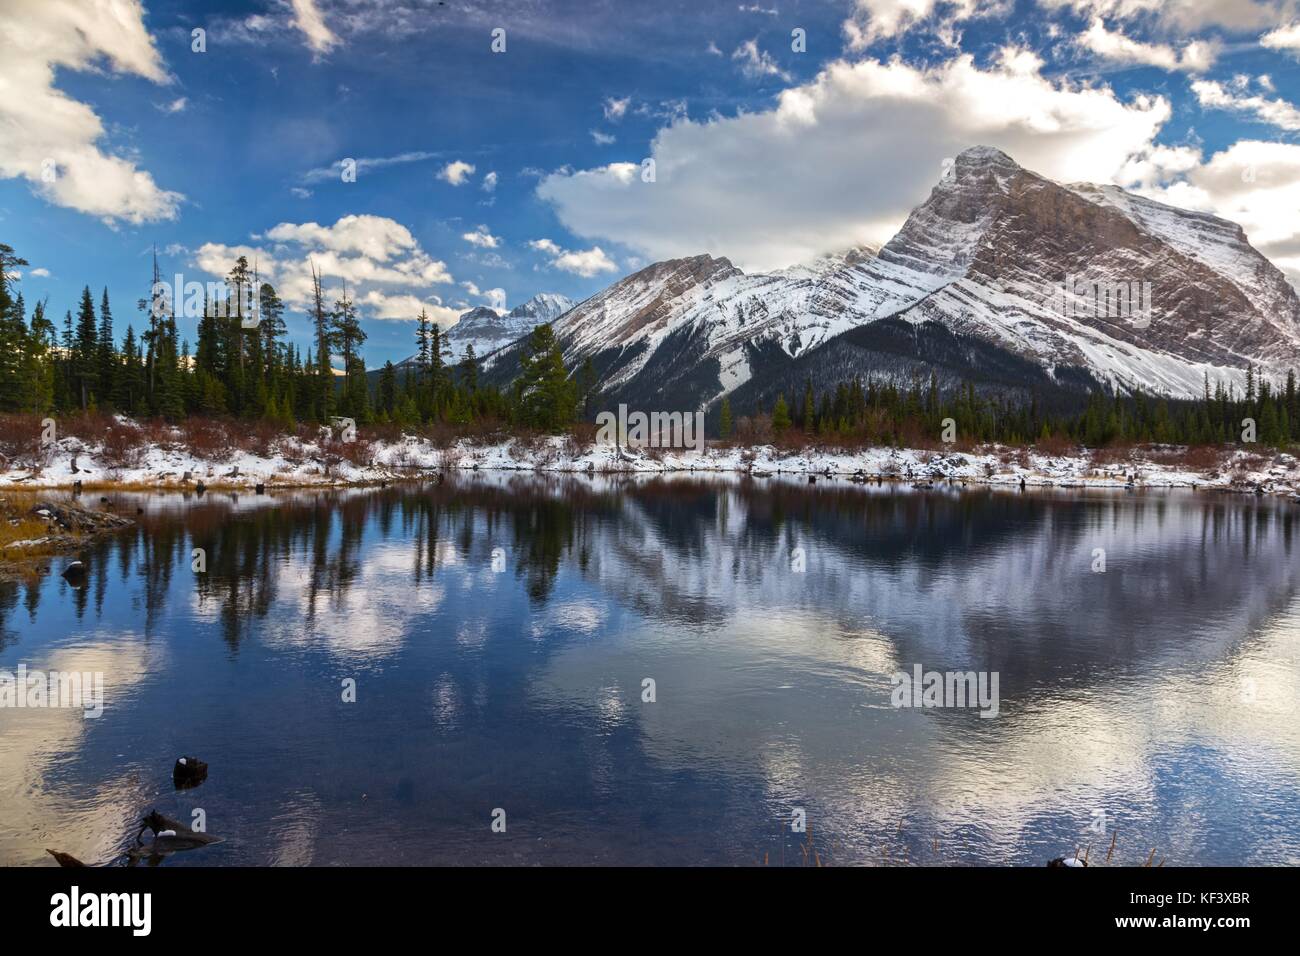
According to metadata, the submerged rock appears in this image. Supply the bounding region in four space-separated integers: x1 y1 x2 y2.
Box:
173 756 208 790
61 561 87 588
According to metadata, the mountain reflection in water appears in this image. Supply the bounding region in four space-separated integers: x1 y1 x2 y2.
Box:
1 475 1298 866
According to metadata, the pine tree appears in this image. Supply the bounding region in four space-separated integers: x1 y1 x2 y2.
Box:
379 360 397 416
73 286 98 409
772 393 791 432
515 323 575 430
329 284 368 420
310 263 333 422
0 244 30 410
719 396 733 440
96 288 115 408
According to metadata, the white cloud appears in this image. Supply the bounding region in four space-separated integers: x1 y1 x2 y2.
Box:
290 0 339 55
1261 21 1300 55
537 48 1171 271
603 96 630 121
359 290 459 324
438 160 476 185
1037 0 1287 33
732 39 791 81
1192 79 1300 130
528 238 562 255
459 281 505 310
157 96 189 114
196 214 454 322
528 239 618 277
461 225 501 248
481 170 498 192
1078 18 1218 71
28 268 51 278
590 129 616 145
0 0 181 224
263 214 424 261
843 0 995 45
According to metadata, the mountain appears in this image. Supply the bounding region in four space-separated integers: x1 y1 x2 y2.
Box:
394 293 576 369
484 146 1299 414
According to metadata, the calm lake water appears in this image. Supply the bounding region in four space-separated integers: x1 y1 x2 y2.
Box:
2 476 1298 866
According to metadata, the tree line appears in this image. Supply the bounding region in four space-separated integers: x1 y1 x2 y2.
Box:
0 243 587 433
3 240 1295 450
736 369 1300 450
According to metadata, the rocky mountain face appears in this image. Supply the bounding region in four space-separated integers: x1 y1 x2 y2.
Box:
487 146 1299 413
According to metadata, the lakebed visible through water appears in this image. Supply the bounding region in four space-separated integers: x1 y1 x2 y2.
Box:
2 474 1298 866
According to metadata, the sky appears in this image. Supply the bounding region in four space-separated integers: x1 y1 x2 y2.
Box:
1 0 1299 369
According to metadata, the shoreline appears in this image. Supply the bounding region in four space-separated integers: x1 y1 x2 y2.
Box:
1 432 1298 500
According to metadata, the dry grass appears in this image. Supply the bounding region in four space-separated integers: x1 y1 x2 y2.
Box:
0 491 66 560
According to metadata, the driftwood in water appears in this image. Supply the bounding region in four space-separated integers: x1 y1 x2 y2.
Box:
45 849 87 867
127 810 224 865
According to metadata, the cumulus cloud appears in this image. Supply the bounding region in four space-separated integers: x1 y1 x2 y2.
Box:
1078 18 1218 71
29 268 51 278
461 225 501 248
195 214 455 322
843 0 995 45
290 0 339 55
528 239 618 277
460 280 506 311
1261 22 1300 54
590 129 616 145
359 290 459 325
0 0 182 224
1192 79 1300 130
481 170 498 192
537 48 1171 270
438 159 477 185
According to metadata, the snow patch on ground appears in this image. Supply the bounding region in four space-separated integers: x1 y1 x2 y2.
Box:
3 430 1298 500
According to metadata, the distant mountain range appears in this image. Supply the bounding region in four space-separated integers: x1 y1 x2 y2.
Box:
401 146 1300 416
392 293 575 371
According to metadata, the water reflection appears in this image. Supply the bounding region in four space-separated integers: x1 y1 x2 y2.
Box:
1 476 1297 866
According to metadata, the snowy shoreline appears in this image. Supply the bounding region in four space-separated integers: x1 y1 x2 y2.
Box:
2 430 1298 500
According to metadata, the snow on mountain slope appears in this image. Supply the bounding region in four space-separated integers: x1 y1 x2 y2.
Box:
399 293 576 367
545 145 1300 405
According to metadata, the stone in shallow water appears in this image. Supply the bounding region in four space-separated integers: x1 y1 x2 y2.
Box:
173 756 208 790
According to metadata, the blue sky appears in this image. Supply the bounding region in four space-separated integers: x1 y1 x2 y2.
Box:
2 0 1298 368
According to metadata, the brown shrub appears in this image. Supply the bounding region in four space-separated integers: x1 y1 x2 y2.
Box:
180 418 235 459
100 421 146 469
1034 433 1076 458
0 414 45 466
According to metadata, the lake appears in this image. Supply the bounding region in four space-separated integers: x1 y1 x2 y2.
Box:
2 475 1298 866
